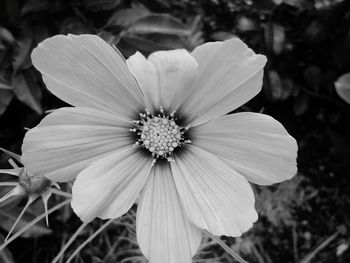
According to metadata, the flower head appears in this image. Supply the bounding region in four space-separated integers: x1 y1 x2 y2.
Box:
22 34 297 263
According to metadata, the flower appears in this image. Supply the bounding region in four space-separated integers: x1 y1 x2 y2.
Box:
21 34 297 263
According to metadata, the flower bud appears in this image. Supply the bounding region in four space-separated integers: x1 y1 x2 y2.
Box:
18 169 51 196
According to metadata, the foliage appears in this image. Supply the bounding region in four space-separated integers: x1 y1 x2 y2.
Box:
1 0 350 262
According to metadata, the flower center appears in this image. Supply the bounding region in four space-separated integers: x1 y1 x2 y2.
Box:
131 107 190 162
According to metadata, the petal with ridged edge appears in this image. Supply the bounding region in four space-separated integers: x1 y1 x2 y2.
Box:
32 34 144 119
22 107 132 182
179 38 266 126
171 145 257 236
137 163 202 263
191 113 298 185
72 148 153 223
127 50 198 113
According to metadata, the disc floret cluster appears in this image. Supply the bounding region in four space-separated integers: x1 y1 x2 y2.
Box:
131 107 190 162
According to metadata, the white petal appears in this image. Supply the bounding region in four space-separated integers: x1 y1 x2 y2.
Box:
180 38 267 126
192 113 298 185
21 107 132 182
127 50 198 113
137 163 202 263
171 145 257 236
72 148 153 222
32 34 144 119
126 52 160 112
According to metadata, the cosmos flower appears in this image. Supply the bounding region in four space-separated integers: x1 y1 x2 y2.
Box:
21 34 297 263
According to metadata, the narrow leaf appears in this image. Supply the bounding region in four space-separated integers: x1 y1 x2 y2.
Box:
105 4 150 28
12 27 33 73
12 73 42 114
127 14 190 36
82 0 121 12
120 33 191 56
0 90 13 116
0 25 15 45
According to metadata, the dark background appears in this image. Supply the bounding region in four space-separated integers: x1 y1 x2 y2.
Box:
0 0 350 262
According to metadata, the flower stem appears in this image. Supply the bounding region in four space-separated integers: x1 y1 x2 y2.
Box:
51 221 89 263
66 219 114 263
204 231 249 263
0 199 71 251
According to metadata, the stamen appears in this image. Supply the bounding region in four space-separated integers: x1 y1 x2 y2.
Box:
132 107 190 162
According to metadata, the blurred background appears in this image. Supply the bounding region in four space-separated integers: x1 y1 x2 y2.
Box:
1 0 350 262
